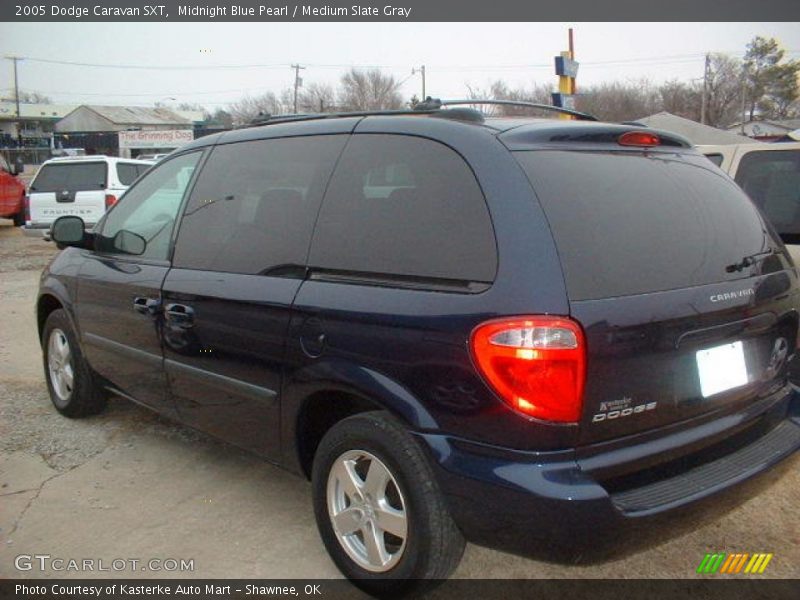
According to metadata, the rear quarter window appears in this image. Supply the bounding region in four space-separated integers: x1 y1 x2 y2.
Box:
734 149 800 238
31 162 107 192
309 134 497 284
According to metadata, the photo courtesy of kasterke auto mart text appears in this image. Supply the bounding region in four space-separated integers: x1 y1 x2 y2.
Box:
38 102 800 594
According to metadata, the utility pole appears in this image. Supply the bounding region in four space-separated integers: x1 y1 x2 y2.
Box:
412 65 426 99
4 56 23 147
740 68 747 135
291 64 305 113
700 53 710 125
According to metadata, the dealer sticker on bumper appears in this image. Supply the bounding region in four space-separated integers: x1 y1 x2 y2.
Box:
696 341 749 398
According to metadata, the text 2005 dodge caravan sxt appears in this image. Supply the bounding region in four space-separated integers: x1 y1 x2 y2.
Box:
38 101 800 595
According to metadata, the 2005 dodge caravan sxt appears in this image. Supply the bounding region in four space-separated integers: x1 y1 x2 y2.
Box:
38 101 800 595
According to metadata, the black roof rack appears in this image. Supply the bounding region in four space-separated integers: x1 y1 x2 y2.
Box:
416 98 597 121
240 97 597 129
243 108 439 128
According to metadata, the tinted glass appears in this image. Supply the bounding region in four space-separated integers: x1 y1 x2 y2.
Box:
705 153 724 167
31 162 106 192
516 150 773 301
173 135 347 274
734 149 800 235
117 163 140 186
97 151 202 261
310 135 497 283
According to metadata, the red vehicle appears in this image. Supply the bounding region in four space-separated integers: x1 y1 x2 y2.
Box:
0 154 26 226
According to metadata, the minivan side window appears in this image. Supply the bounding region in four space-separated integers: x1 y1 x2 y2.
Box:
309 134 497 284
96 151 202 261
172 135 347 275
735 149 800 236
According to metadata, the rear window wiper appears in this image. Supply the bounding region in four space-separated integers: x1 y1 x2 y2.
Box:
725 248 775 273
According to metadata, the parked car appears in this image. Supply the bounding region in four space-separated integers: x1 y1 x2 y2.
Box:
0 153 26 225
699 142 800 261
39 104 800 595
25 155 153 232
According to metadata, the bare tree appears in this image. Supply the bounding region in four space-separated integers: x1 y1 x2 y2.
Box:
298 82 337 113
465 80 553 116
338 69 403 111
0 90 52 104
575 79 661 122
658 80 701 121
702 54 746 127
208 108 233 129
229 92 287 126
176 102 206 112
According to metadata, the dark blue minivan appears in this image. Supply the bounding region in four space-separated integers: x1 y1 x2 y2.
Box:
38 103 800 595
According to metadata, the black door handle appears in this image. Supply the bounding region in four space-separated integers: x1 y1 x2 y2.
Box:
133 296 160 316
165 303 195 327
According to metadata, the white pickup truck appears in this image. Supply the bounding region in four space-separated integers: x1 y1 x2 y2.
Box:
698 142 800 262
25 155 153 232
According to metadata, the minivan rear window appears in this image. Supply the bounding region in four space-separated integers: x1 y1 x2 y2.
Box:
31 162 106 192
734 149 800 237
516 150 773 301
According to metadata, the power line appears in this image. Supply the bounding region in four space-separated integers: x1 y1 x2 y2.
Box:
12 50 800 73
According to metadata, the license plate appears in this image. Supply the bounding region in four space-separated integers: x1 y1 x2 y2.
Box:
696 341 749 398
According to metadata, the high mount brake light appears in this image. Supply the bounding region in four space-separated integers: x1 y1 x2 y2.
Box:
618 131 660 147
470 316 586 423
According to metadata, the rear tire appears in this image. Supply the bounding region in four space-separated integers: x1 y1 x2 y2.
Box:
42 309 107 418
312 411 465 596
12 206 25 227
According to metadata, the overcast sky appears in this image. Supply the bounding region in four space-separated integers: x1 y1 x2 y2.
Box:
0 22 798 110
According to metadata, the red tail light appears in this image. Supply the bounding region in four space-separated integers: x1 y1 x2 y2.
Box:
470 316 586 423
24 195 30 222
618 131 660 147
105 194 117 209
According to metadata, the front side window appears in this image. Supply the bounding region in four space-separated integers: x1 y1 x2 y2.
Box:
96 151 202 261
172 135 347 275
735 149 800 237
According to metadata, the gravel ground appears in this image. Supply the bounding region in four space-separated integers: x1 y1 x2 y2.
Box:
0 219 798 583
0 220 57 273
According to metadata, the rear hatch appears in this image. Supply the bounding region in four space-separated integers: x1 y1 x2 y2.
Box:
28 161 108 226
514 146 800 444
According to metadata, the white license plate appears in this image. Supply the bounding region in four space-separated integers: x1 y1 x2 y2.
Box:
696 341 749 398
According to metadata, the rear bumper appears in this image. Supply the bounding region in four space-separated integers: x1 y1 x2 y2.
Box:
415 385 800 559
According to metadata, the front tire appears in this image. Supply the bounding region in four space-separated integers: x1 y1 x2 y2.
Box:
42 309 107 418
312 411 465 596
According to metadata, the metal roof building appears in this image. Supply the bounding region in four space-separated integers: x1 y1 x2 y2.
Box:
637 112 755 146
55 105 192 133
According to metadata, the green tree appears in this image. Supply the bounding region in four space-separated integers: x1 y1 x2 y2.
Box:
743 36 800 120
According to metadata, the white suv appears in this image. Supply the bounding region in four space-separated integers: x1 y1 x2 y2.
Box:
698 142 800 262
25 155 153 232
